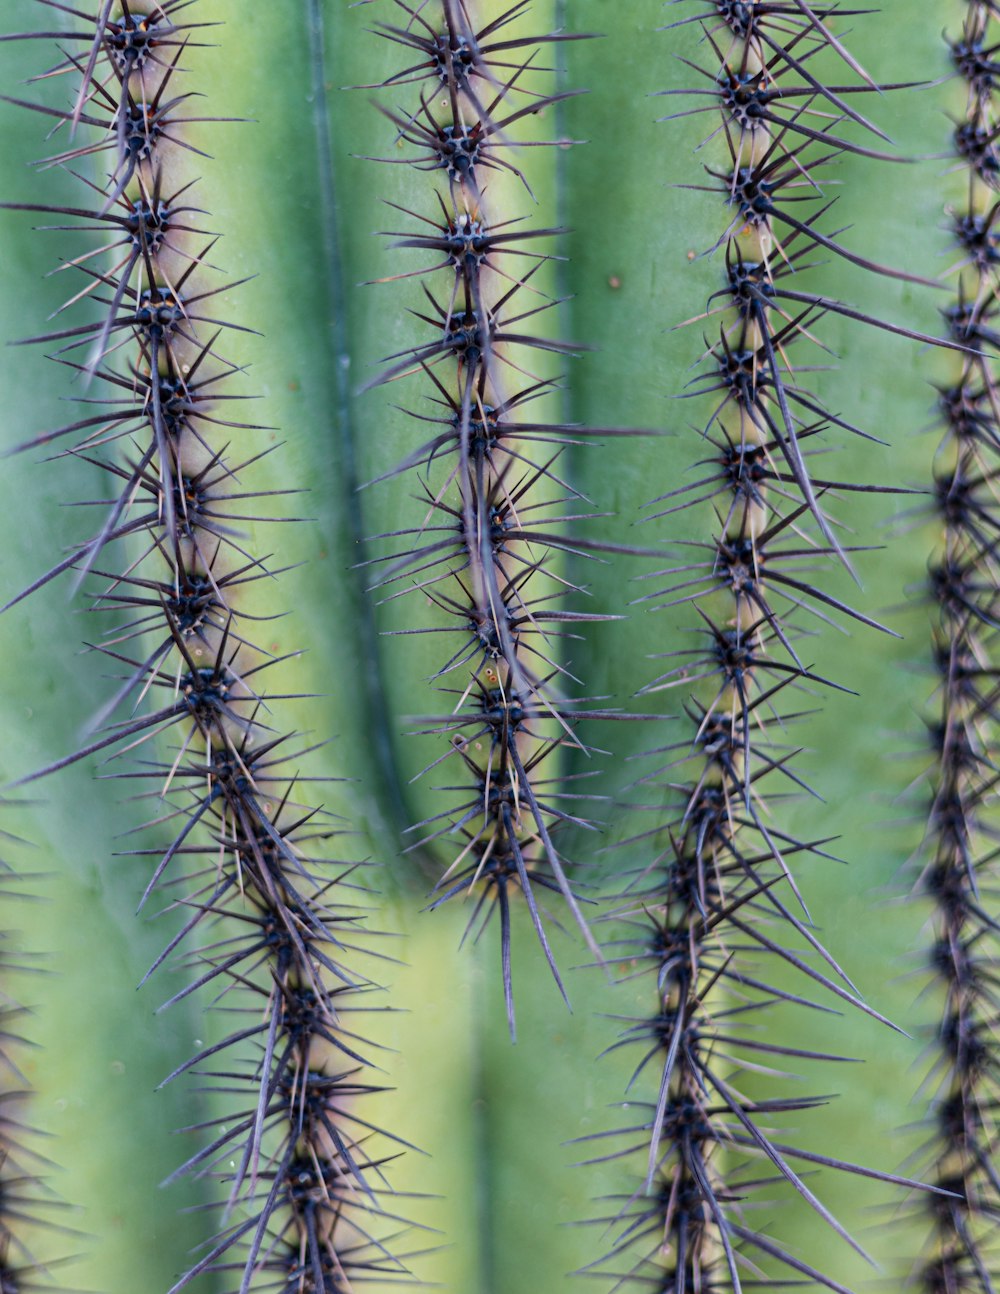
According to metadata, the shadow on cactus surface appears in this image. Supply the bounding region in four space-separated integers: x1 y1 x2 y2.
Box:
0 1 992 1292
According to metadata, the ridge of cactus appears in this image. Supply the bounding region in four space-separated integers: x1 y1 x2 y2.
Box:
583 4 959 1289
0 5 415 1292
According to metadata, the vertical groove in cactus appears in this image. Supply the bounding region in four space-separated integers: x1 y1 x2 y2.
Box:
0 2 989 1292
299 0 415 853
913 4 1000 1288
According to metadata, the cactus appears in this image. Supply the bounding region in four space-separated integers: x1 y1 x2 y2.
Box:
0 2 991 1294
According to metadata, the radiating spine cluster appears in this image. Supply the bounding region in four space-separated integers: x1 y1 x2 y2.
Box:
362 0 634 1033
913 6 1000 1288
589 3 949 1288
2 4 408 1291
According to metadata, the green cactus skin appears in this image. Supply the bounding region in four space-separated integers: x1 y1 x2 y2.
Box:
0 2 978 1293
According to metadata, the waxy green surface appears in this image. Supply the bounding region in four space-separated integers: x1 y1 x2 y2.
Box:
0 2 963 1291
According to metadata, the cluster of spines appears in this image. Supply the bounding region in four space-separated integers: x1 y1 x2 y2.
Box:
911 5 1000 1289
587 3 950 1288
1 4 411 1291
362 0 640 1035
